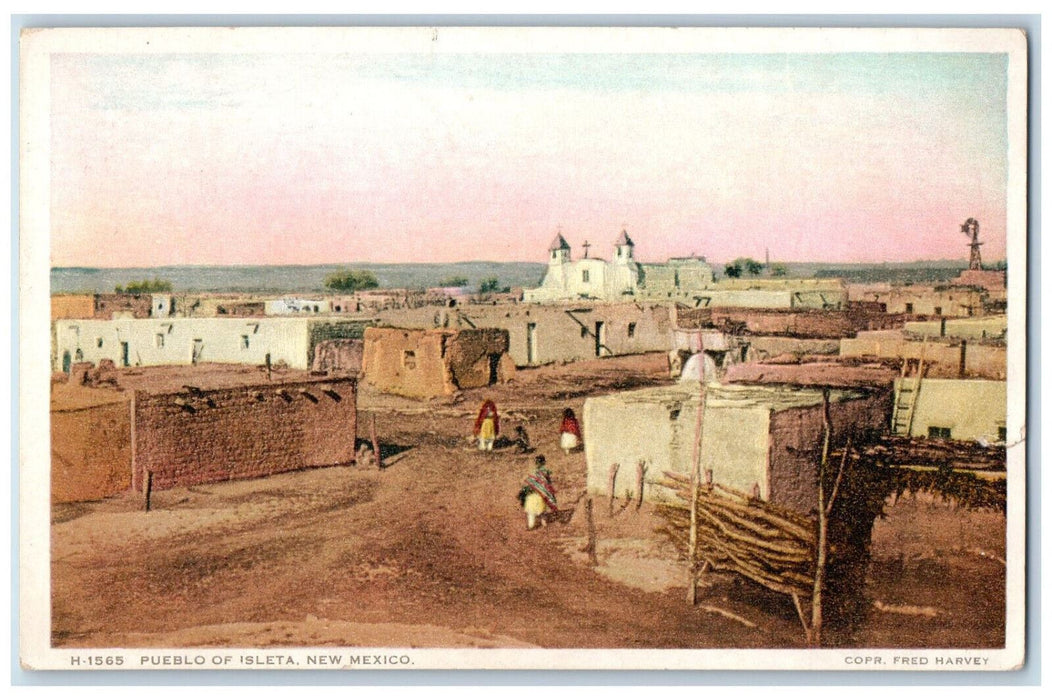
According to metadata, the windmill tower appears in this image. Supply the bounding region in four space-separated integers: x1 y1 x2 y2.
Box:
961 218 983 271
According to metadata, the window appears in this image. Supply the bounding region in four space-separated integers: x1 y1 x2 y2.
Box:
934 306 942 316
582 270 590 283
905 303 914 314
155 334 165 349
241 335 250 350
403 350 416 369
927 426 952 439
998 426 1007 442
627 322 637 338
96 337 104 348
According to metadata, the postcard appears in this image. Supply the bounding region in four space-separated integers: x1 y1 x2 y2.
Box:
19 25 1028 672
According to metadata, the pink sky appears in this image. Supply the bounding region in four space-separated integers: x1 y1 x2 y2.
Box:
48 51 1010 267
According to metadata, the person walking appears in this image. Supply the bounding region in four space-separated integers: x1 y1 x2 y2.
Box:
473 399 500 451
518 455 558 530
559 407 582 454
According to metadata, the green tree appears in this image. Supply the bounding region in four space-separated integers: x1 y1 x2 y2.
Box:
438 276 469 287
324 269 380 292
478 277 508 294
723 262 742 278
770 263 788 277
115 277 173 294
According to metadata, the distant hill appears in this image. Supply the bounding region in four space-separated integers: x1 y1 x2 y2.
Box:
52 259 998 295
51 262 549 295
715 260 984 285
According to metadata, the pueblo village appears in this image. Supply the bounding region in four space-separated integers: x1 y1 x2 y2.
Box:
49 226 1009 650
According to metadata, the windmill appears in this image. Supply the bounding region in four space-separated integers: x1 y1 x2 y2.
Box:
961 218 983 271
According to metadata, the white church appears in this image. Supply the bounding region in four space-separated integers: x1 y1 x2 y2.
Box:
522 230 715 304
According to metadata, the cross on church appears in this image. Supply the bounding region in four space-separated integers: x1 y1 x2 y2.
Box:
582 240 591 258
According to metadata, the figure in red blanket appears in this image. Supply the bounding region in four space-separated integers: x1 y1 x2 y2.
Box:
559 407 582 454
473 399 499 451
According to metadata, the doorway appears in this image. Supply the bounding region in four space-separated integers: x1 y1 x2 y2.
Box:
526 323 537 365
191 339 204 365
488 354 501 385
594 321 606 357
120 342 130 367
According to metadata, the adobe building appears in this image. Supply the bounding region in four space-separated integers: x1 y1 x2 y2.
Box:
583 382 889 513
839 329 1006 380
903 315 1007 341
52 317 370 372
375 301 674 367
848 284 987 317
361 327 515 398
691 278 848 310
51 293 174 321
264 298 333 315
50 366 358 503
891 378 1006 443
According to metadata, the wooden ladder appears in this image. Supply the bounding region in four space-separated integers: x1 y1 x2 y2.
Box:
892 336 927 436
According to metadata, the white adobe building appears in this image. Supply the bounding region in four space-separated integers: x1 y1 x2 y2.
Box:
53 317 367 372
523 230 715 303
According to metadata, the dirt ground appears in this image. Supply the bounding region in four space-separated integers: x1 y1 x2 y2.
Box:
51 353 1006 649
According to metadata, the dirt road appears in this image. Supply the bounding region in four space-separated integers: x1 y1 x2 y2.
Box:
51 354 1005 649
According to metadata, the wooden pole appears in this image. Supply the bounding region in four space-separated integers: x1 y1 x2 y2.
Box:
688 380 706 605
959 339 968 378
143 470 153 513
810 390 832 646
370 414 382 470
607 463 620 516
635 460 646 510
585 497 599 566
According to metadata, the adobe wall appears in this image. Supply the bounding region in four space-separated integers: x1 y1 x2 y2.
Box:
583 385 703 504
375 302 673 366
312 339 364 376
51 295 97 321
51 401 133 503
746 336 842 358
904 316 1007 341
853 287 984 316
445 328 515 389
766 392 890 515
132 377 357 492
94 294 154 319
900 379 1006 441
362 327 512 398
840 331 1006 380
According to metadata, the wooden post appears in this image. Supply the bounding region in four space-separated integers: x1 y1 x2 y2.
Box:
370 414 382 470
810 390 832 646
143 470 153 513
607 463 620 516
687 382 706 605
635 460 646 510
959 339 968 378
584 497 599 566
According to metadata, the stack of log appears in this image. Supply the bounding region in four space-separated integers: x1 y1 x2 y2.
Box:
656 471 817 600
846 436 1006 473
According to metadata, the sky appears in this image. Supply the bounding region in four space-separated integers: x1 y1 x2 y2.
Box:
47 49 1011 268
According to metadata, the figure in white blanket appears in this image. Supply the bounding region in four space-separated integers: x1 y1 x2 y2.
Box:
518 455 558 530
